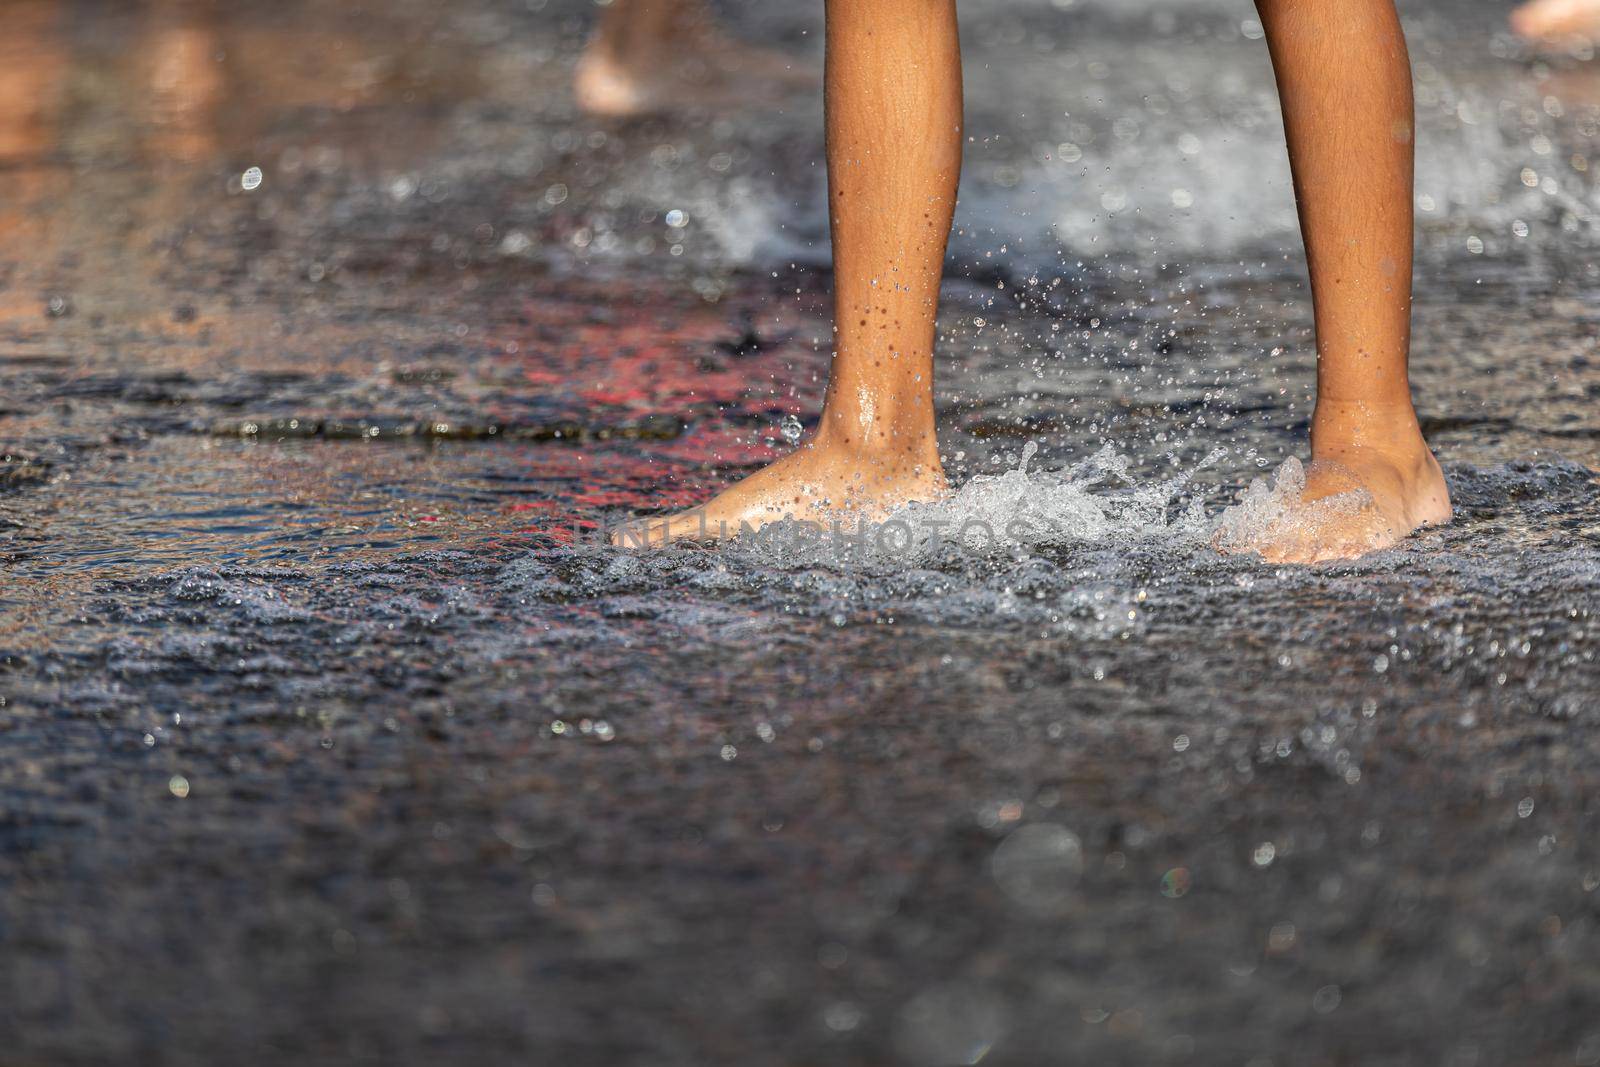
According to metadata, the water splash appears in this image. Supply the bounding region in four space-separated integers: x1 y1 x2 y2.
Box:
894 441 1219 553
1211 457 1382 558
726 441 1223 568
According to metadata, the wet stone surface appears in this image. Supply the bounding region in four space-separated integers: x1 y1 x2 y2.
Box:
3 0 1600 1064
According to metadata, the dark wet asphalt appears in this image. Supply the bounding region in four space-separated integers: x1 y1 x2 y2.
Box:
3 0 1600 1064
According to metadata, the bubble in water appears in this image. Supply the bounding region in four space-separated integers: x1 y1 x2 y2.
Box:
991 823 1084 915
822 1001 861 1032
779 414 803 445
892 983 1009 1066
241 166 263 192
1312 984 1342 1014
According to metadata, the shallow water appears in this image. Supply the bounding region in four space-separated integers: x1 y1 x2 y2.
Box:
3 0 1600 1063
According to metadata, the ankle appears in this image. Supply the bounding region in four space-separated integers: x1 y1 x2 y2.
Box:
1310 397 1428 458
816 405 936 450
811 424 942 475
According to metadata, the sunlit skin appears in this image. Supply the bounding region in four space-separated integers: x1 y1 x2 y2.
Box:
615 0 1452 562
574 0 814 117
1234 0 1452 562
611 0 956 547
1512 0 1600 40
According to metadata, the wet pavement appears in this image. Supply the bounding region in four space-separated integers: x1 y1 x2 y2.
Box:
3 0 1600 1063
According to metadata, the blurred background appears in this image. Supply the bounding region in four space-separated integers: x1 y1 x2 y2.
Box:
2 0 1590 282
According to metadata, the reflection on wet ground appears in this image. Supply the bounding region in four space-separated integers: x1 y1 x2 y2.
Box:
3 0 1600 1063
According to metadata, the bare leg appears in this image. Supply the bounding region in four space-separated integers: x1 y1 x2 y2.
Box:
575 0 815 117
1220 0 1452 564
613 0 958 546
1511 0 1600 41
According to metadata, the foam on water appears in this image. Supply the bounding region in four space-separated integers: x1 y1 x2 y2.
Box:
704 440 1423 578
719 441 1226 570
893 441 1217 552
1210 456 1382 557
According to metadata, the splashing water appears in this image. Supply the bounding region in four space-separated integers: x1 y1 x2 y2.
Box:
726 441 1227 567
895 441 1220 553
718 442 1416 570
1211 457 1387 558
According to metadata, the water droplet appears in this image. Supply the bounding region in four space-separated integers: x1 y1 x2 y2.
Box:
992 823 1083 915
893 983 1008 1066
822 1002 862 1032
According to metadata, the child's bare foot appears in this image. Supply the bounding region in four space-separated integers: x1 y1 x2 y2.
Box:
1217 402 1452 565
574 35 815 118
610 0 955 548
1511 0 1600 42
610 438 946 546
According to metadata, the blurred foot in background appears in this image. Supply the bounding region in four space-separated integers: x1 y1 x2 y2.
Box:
574 0 814 117
1512 0 1600 42
140 8 223 165
0 1 65 323
0 0 64 167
